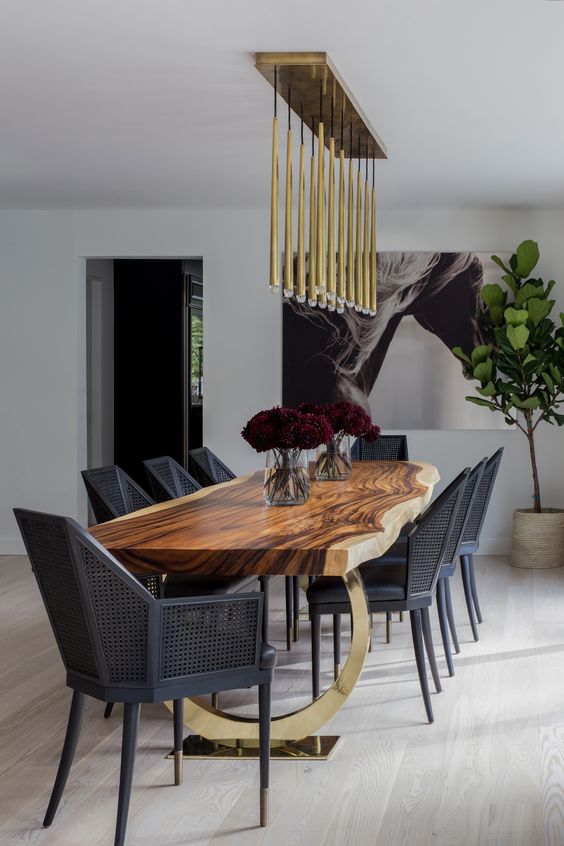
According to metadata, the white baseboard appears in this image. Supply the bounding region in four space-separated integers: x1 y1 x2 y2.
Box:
0 537 26 555
476 537 511 556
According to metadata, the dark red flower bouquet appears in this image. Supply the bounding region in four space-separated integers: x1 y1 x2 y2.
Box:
242 406 332 505
298 401 380 480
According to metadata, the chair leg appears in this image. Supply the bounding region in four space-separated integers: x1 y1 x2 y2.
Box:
444 577 460 654
258 682 271 827
461 555 479 641
293 576 300 642
311 614 321 699
173 699 184 786
410 609 434 724
399 612 404 623
114 702 140 846
436 579 455 677
386 612 392 644
211 692 219 709
43 690 85 827
421 607 442 693
260 576 270 643
467 553 483 623
104 702 114 719
333 614 341 680
285 577 293 651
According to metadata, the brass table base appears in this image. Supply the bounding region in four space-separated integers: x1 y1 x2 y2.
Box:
167 734 340 760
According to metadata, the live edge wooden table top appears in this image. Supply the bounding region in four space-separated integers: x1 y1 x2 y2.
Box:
90 461 440 578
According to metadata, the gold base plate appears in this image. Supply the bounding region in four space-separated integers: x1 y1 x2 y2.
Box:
167 735 340 760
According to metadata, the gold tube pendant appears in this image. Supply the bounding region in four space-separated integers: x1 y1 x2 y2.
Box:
318 288 327 309
270 116 279 292
346 157 354 307
283 128 293 298
337 148 345 312
308 152 317 306
370 185 377 315
316 122 325 293
326 137 336 307
296 143 306 303
363 177 370 314
355 167 362 311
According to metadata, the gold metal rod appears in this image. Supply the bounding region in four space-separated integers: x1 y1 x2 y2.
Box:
370 185 377 314
269 116 279 292
283 128 293 298
308 152 317 306
337 148 345 312
346 157 354 306
363 177 370 313
326 136 336 308
355 167 362 310
296 143 306 302
316 121 325 293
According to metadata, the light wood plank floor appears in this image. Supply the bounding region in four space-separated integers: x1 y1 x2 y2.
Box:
1 555 563 845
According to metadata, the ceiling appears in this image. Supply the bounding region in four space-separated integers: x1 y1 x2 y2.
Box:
1 0 563 210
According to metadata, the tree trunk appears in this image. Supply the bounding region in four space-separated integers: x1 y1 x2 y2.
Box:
525 413 541 513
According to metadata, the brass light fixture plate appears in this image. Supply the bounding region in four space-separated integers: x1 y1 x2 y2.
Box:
255 52 387 159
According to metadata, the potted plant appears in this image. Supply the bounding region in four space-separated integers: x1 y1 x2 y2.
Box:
453 239 564 568
242 406 332 505
300 401 380 481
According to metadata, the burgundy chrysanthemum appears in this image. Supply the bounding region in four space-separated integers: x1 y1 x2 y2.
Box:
241 406 333 453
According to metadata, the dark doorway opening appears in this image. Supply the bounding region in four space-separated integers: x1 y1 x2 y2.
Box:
86 258 203 487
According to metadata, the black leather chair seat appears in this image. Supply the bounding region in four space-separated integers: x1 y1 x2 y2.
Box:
307 563 407 605
164 574 257 599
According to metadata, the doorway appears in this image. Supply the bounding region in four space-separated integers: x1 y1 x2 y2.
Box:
86 258 204 486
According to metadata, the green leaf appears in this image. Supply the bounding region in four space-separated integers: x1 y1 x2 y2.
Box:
516 282 543 306
501 274 518 294
489 305 504 325
466 396 497 410
507 324 530 350
504 307 528 327
473 359 493 383
515 240 540 278
491 254 513 275
551 411 564 426
481 283 505 308
477 381 496 397
511 394 540 410
452 346 471 365
542 371 555 392
526 297 552 326
523 353 537 366
550 363 562 383
471 344 493 366
546 280 556 297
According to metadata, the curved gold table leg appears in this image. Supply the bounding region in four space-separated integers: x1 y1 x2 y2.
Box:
165 568 370 754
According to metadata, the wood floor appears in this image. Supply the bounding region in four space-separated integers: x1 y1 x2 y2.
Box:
1 555 563 845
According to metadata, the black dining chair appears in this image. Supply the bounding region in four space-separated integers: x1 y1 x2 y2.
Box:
351 434 409 462
350 433 410 643
306 468 469 724
143 455 201 501
82 463 260 716
14 509 275 843
81 466 160 598
188 447 237 486
188 448 298 651
458 447 504 641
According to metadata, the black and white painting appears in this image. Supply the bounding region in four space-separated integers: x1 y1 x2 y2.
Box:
283 252 509 429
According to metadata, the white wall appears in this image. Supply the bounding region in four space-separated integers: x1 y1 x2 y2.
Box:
1 207 563 554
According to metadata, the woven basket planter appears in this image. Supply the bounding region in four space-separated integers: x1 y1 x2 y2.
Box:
511 508 564 569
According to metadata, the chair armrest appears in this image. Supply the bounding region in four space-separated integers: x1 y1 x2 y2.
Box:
157 592 263 682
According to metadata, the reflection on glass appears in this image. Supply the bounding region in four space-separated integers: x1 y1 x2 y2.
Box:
191 310 203 406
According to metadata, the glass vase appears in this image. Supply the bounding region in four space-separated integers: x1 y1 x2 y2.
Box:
264 448 310 506
314 434 352 481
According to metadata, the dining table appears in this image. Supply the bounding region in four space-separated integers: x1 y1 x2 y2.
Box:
90 459 440 760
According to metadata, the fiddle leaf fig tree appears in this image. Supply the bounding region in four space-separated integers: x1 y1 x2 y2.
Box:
453 240 564 513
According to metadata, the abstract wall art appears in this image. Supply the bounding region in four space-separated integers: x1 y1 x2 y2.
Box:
283 251 510 429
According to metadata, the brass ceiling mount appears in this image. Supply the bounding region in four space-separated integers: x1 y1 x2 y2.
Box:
255 52 387 160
